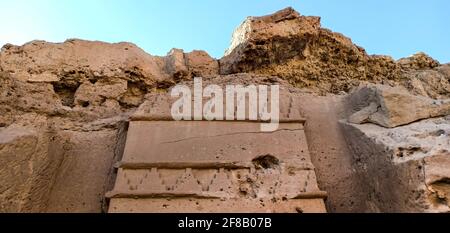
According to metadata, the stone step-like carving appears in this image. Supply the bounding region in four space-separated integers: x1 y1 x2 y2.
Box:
107 167 323 199
107 93 327 213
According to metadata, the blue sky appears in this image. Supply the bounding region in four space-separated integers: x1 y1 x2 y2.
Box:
1 0 449 62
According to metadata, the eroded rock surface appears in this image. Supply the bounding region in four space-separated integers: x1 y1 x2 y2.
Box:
341 117 450 212
342 81 449 212
0 119 65 212
347 84 450 128
220 8 447 95
107 93 327 213
0 7 448 213
0 40 218 124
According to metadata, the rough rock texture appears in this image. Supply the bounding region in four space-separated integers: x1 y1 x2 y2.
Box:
0 7 449 213
0 40 218 123
341 117 450 212
220 8 447 96
45 127 127 213
0 118 66 212
347 84 450 128
108 120 327 213
403 63 450 99
106 90 327 213
298 95 367 212
165 48 219 82
0 40 218 212
342 79 449 212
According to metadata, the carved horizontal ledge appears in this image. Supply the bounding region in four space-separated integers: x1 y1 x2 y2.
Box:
115 161 316 170
105 191 223 199
116 161 250 169
129 115 307 124
106 191 327 200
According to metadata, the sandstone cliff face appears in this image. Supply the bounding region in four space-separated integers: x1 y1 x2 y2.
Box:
0 122 64 212
220 8 447 96
0 40 218 124
0 7 449 213
0 39 218 212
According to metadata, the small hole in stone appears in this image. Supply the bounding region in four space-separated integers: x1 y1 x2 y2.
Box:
80 100 90 108
88 78 98 84
252 154 280 169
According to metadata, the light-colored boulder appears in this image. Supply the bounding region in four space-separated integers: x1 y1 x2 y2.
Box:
341 117 450 212
348 84 450 128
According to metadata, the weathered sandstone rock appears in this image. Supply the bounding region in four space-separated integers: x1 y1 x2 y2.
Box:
0 7 448 213
220 7 445 95
0 40 218 125
165 48 219 82
347 84 450 128
108 93 327 213
397 52 440 71
341 117 450 212
0 119 66 212
45 126 127 213
403 63 450 99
